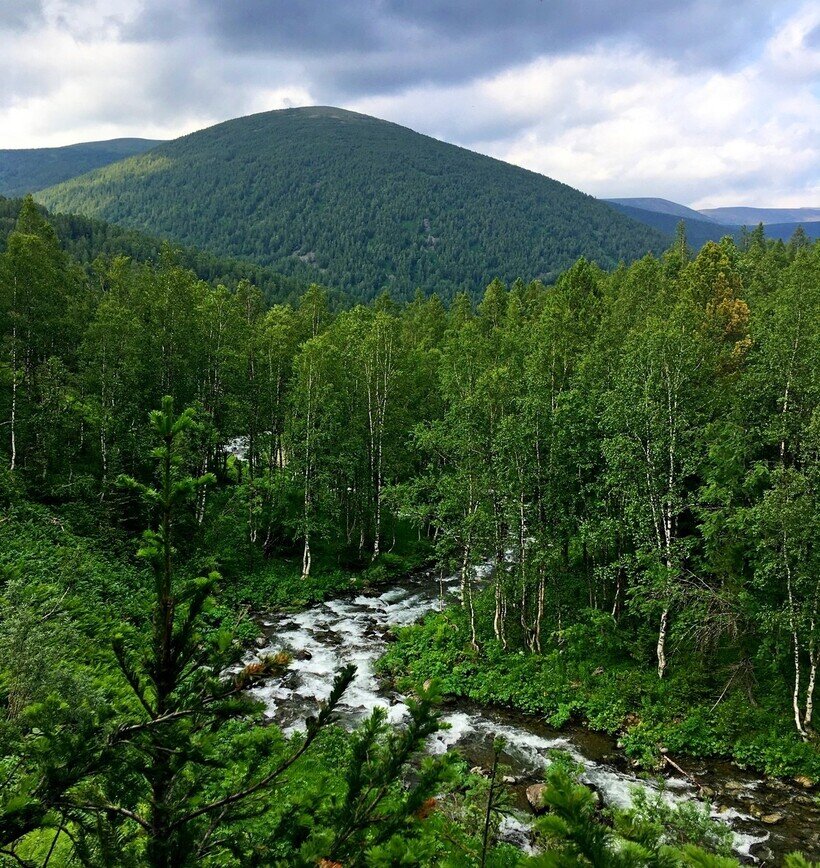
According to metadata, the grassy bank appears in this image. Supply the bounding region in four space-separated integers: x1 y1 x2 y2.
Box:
377 600 820 783
220 546 433 614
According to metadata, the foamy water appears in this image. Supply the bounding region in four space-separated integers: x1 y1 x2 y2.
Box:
245 570 769 860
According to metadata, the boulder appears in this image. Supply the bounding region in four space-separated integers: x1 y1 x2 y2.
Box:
254 636 268 649
794 775 815 789
761 813 784 825
527 783 547 813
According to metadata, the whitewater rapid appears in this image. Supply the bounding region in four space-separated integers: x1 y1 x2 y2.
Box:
243 568 814 862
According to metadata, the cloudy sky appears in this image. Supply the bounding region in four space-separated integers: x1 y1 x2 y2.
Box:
2 0 818 207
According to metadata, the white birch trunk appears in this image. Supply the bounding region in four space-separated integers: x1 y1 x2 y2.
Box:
785 546 808 739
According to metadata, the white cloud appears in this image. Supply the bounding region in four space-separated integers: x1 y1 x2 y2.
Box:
352 8 820 208
0 0 817 207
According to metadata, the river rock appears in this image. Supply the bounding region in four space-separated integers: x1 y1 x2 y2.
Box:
761 812 784 825
470 766 488 777
794 775 815 789
254 636 268 649
502 775 517 785
293 649 313 660
527 783 547 813
766 778 790 792
281 671 299 689
752 845 775 863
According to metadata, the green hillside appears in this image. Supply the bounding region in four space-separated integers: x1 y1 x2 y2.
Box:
0 195 308 305
37 107 666 300
0 138 163 197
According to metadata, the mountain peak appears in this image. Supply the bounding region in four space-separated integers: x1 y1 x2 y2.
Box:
36 108 666 301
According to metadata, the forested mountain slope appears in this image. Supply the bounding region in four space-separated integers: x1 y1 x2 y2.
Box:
37 107 666 301
0 138 163 197
0 195 308 305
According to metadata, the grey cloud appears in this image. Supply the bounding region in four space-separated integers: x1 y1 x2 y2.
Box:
0 0 44 31
121 0 800 99
804 21 820 49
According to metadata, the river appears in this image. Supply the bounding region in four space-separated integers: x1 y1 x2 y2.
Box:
244 567 819 863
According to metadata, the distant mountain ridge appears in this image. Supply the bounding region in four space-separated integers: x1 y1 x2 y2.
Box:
698 206 820 225
605 197 721 224
604 196 820 244
604 199 731 248
35 106 666 301
0 138 164 197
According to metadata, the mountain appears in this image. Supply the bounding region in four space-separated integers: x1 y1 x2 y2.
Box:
755 221 820 241
0 138 164 197
604 201 732 248
699 206 820 225
604 197 820 245
36 107 666 301
0 195 307 305
605 197 720 223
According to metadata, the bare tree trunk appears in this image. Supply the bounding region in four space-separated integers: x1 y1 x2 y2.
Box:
785 546 807 739
196 456 208 524
493 578 507 649
301 365 314 579
780 312 801 461
805 639 817 731
460 541 471 607
657 606 669 679
302 533 311 579
805 591 818 731
534 565 545 653
467 565 479 652
9 321 17 472
611 568 622 619
373 434 382 559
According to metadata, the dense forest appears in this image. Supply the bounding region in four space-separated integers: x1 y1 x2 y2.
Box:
35 107 666 302
0 197 310 307
0 140 163 198
0 199 818 865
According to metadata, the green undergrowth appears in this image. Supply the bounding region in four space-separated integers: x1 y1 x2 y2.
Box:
377 602 820 782
218 540 433 617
